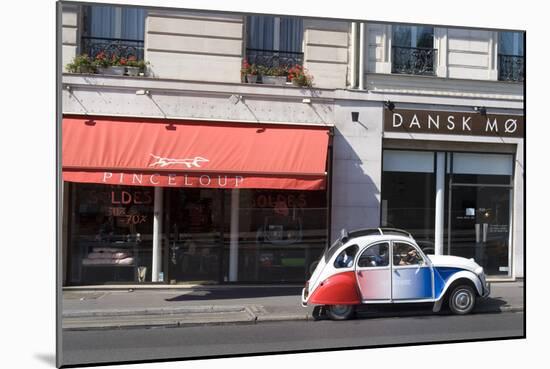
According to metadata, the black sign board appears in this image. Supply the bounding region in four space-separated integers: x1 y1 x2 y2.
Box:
384 108 524 138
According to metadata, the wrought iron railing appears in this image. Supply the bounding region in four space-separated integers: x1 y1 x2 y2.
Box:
498 54 524 82
245 48 304 69
391 46 436 76
81 36 144 60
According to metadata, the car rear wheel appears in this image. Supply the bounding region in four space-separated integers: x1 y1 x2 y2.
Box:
448 285 476 315
326 304 355 320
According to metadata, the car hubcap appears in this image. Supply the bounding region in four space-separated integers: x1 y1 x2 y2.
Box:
331 305 350 315
454 290 472 311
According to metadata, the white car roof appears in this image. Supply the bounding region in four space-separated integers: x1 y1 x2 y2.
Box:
327 228 419 257
342 233 416 247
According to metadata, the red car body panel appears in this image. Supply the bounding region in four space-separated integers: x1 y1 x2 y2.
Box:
308 271 360 305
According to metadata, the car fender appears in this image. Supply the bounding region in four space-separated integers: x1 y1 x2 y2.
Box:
307 271 360 306
436 270 483 301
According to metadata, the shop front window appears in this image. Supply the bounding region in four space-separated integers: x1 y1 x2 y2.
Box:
447 153 514 276
381 150 436 254
229 189 328 282
68 183 154 285
67 185 328 285
381 149 514 277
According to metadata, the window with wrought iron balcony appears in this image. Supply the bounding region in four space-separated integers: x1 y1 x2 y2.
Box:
69 4 147 76
243 15 305 85
498 31 524 82
391 25 436 76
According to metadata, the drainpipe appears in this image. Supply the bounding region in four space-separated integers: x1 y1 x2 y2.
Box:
229 189 240 282
350 22 357 89
434 152 445 255
358 22 366 90
151 187 163 281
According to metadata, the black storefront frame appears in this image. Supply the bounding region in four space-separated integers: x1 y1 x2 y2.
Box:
380 147 517 278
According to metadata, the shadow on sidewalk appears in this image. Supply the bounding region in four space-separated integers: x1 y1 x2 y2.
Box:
165 286 303 301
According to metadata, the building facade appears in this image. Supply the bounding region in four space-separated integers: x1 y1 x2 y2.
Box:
61 3 524 286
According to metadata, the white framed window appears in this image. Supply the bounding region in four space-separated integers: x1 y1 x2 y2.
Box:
82 5 145 41
499 31 524 56
81 5 146 60
392 25 434 49
497 31 524 81
246 15 303 53
391 24 435 75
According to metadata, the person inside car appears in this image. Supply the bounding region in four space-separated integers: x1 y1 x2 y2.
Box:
400 248 420 265
335 246 358 268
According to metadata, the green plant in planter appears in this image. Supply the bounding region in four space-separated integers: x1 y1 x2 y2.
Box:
110 54 127 67
288 64 313 87
92 51 110 69
241 59 259 81
126 56 149 69
267 65 289 77
126 56 150 76
65 54 94 73
256 64 270 76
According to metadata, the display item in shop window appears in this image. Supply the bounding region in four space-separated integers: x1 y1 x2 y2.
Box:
137 266 147 283
274 200 289 216
260 253 274 267
82 247 135 266
97 217 115 242
256 216 303 246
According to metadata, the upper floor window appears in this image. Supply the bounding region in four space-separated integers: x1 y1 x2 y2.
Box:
245 15 304 69
81 5 146 60
391 25 435 76
498 31 524 82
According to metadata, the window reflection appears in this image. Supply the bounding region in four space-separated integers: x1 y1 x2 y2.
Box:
230 190 328 282
68 184 154 285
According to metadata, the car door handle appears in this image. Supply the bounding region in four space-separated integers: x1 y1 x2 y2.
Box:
357 271 363 277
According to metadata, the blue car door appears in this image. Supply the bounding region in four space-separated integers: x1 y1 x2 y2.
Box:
391 241 433 300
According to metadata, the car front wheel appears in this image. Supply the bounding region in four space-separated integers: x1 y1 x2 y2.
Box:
448 285 476 315
326 304 355 320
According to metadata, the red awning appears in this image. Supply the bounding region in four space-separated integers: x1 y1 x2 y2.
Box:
62 116 330 190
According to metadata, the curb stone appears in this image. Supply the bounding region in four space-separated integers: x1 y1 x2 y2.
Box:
63 305 247 318
62 305 523 331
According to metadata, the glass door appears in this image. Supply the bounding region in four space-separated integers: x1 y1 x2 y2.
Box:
448 185 512 276
166 188 223 283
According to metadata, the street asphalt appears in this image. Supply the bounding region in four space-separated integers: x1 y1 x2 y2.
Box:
61 281 524 330
61 311 525 366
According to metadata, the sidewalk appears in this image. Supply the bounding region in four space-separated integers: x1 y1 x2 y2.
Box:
62 281 524 330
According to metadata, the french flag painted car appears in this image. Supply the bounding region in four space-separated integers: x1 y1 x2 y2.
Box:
302 228 490 320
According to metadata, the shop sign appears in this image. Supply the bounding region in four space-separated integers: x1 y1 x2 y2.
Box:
384 108 524 138
101 172 245 188
253 193 308 209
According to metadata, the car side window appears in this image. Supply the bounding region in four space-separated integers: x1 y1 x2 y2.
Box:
334 245 359 268
357 243 390 268
393 242 425 266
